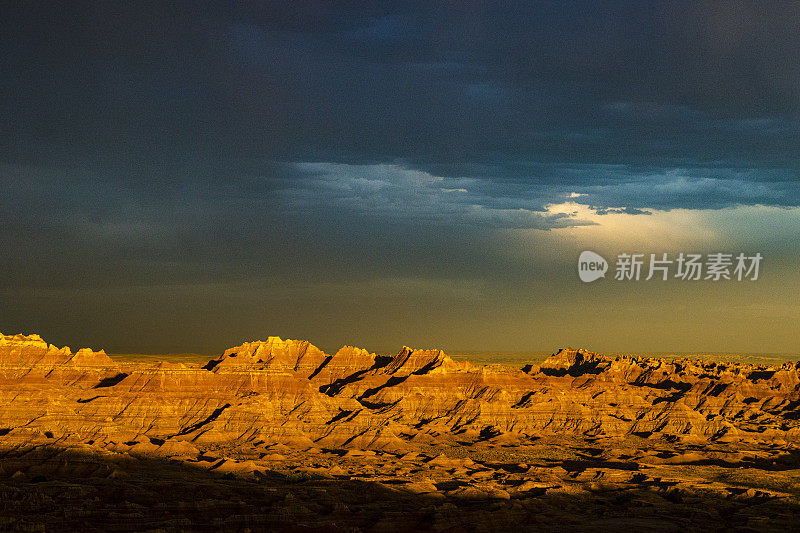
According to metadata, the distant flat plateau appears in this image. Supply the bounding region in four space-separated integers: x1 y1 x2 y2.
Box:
108 349 800 367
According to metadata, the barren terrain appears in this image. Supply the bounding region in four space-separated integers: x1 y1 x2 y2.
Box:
1 333 799 531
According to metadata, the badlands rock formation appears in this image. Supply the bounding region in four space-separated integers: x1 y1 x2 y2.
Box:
1 333 799 531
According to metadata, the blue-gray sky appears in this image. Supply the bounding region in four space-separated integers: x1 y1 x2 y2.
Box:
2 1 799 354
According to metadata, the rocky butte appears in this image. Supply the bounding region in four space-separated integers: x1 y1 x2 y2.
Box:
1 332 799 531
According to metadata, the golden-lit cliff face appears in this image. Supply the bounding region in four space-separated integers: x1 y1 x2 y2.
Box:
2 333 799 449
2 333 800 530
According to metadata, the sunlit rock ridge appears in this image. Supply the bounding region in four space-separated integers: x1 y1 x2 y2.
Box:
4 332 800 530
2 333 799 451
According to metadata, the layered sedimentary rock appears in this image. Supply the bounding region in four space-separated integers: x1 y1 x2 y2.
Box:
0 333 117 383
1 334 799 452
309 345 382 385
206 336 329 377
3 333 800 530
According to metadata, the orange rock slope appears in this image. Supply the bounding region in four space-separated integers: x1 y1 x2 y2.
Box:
3 333 800 530
1 333 799 452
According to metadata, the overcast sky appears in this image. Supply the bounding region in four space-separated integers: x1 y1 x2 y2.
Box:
2 1 799 355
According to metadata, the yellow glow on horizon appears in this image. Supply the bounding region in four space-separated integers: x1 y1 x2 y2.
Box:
543 201 722 251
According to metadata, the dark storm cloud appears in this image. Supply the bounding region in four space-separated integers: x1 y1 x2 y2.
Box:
2 2 798 184
0 158 588 295
1 1 799 289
